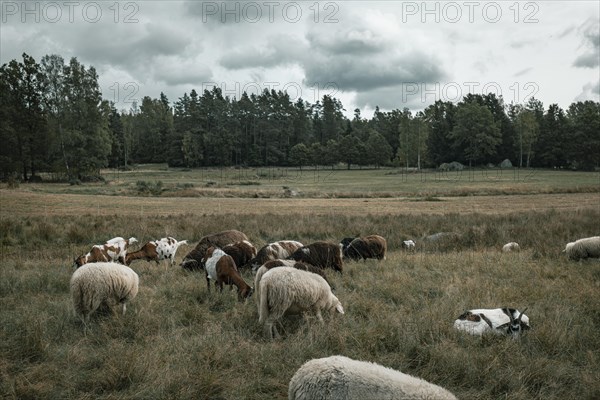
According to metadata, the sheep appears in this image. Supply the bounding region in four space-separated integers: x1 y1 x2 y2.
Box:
203 246 253 301
247 240 304 272
253 259 331 305
180 230 249 270
454 307 530 337
222 240 257 270
288 241 343 273
70 262 139 323
502 242 520 252
563 236 600 260
258 267 344 339
288 355 458 400
73 236 138 268
342 235 387 261
126 237 188 268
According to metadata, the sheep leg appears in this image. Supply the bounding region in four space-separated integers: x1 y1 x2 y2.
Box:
264 320 280 339
315 310 324 323
206 276 211 292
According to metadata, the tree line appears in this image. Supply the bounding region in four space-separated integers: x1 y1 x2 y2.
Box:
1 53 598 181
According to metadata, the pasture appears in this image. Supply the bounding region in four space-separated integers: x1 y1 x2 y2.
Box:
1 167 599 399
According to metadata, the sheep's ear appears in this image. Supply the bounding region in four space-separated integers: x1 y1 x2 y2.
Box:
336 303 345 314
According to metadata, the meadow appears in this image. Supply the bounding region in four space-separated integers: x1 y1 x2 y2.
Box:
1 166 599 399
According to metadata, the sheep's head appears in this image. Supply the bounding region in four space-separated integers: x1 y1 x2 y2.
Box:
328 294 345 314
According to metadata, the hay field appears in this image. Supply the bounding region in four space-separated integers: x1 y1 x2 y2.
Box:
1 168 599 399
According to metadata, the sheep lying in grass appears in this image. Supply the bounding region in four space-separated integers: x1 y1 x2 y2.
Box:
564 236 600 260
454 307 530 338
288 355 457 400
70 262 139 323
258 267 344 339
502 242 520 252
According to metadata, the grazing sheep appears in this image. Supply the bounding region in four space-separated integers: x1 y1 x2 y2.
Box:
74 236 138 268
180 230 249 270
342 235 387 261
258 267 344 339
564 236 600 260
204 246 253 301
247 240 304 272
253 259 331 305
70 262 139 323
288 241 343 273
288 355 457 400
222 240 257 270
502 242 520 252
454 307 530 337
126 237 188 268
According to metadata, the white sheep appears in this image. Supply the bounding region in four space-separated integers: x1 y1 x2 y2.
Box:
258 266 344 339
502 242 520 252
288 355 457 400
564 236 600 260
454 307 530 337
70 262 139 323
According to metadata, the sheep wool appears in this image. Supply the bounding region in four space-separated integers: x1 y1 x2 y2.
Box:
70 262 139 322
259 267 343 338
288 355 457 400
565 236 600 260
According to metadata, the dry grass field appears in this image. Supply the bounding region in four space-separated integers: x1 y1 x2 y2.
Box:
1 167 599 399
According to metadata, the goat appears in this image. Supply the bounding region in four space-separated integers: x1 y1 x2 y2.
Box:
180 230 249 270
126 237 188 268
73 237 137 268
454 307 530 338
222 240 257 270
203 246 253 301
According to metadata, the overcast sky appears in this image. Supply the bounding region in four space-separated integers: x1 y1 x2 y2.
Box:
1 1 598 117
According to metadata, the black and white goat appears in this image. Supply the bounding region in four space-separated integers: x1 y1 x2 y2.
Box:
454 307 530 338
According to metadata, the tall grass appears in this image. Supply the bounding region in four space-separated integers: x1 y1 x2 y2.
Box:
1 210 599 399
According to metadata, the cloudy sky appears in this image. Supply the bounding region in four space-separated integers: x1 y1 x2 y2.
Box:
1 1 598 117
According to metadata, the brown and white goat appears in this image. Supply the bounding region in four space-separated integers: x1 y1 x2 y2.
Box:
180 230 249 271
454 307 530 338
342 235 387 261
126 237 188 268
288 241 344 273
73 237 137 268
222 240 257 270
203 246 253 301
247 240 304 272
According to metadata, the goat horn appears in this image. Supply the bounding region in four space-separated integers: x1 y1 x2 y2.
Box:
516 308 528 323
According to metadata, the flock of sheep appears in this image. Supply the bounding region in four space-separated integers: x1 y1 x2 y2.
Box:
70 231 600 399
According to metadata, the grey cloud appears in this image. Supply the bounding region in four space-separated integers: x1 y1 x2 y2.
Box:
153 62 212 86
306 28 387 55
574 18 599 68
574 80 600 102
303 52 446 92
219 34 305 70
